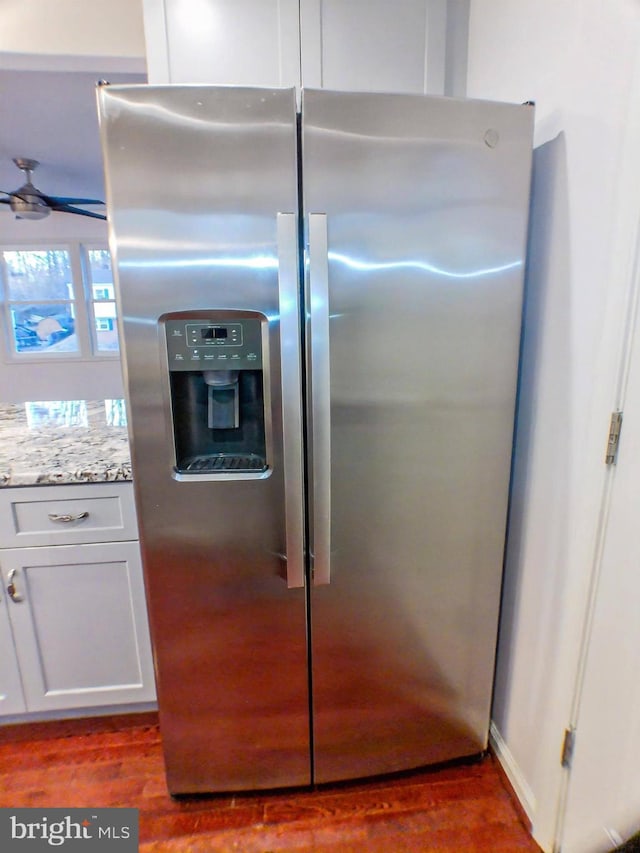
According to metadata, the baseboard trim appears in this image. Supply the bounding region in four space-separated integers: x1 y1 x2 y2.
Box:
490 720 537 827
0 708 159 744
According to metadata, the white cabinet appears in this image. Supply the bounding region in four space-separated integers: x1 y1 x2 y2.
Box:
143 0 300 87
143 0 469 96
0 594 26 715
300 0 449 94
0 482 139 547
0 483 156 717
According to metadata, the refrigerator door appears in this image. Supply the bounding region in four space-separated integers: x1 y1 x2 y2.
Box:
98 85 310 792
302 89 533 783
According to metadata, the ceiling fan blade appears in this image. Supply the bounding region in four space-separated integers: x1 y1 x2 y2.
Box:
48 202 107 220
46 195 105 206
0 190 24 201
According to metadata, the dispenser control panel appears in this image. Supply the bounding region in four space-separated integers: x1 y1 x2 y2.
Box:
165 317 263 370
187 323 242 347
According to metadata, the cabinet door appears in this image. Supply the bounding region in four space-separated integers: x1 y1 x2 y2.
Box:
0 593 26 715
1 542 156 712
142 0 468 95
300 0 468 96
143 0 301 86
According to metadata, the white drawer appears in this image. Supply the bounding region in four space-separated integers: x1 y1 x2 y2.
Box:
0 483 139 547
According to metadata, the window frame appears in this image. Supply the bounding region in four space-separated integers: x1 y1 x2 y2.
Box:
81 243 120 358
0 240 118 364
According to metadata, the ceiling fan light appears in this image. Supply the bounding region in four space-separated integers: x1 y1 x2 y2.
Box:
9 190 50 220
15 209 50 220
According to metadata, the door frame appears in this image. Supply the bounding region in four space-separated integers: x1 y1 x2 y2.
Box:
552 42 640 853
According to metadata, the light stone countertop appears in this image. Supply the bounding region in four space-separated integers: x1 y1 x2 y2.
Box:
0 400 132 487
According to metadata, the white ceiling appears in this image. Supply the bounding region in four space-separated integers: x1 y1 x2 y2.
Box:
0 67 146 207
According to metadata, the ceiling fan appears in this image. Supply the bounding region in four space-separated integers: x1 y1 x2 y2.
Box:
0 157 106 221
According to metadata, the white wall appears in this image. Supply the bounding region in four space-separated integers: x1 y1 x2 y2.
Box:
0 0 145 60
467 1 640 849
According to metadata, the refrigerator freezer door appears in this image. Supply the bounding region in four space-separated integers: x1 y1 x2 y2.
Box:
98 85 310 792
302 89 533 783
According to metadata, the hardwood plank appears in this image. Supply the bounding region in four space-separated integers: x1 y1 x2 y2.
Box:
0 714 540 851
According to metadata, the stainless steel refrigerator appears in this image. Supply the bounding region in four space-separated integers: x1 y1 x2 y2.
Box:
97 85 533 794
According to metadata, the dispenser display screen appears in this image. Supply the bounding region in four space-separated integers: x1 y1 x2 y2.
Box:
186 323 242 347
201 327 228 340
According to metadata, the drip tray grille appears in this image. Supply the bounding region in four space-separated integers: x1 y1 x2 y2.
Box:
180 454 267 473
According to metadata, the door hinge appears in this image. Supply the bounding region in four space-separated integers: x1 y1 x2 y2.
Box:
561 726 576 769
605 411 623 464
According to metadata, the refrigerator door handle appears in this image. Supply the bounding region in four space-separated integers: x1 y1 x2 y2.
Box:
277 212 305 589
308 213 331 586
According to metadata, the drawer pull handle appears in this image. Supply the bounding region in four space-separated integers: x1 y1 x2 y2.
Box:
7 569 23 603
48 511 90 524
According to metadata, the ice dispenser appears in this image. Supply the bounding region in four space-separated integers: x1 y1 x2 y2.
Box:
164 313 268 475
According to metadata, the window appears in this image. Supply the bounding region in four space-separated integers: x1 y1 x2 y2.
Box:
2 249 78 354
84 248 119 353
0 243 120 360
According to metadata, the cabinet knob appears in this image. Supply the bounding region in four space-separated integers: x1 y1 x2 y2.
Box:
47 511 90 524
7 569 23 603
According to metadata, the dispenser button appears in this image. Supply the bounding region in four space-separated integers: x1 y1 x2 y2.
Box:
174 354 184 361
218 353 228 360
247 353 257 361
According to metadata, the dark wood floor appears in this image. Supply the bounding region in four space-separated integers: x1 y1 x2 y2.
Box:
0 713 540 852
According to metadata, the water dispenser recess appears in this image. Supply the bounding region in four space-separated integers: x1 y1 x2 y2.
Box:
164 314 268 475
204 371 240 430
